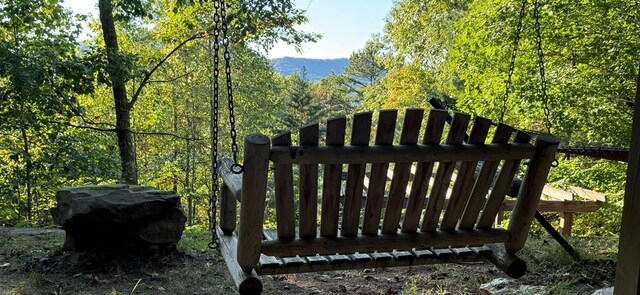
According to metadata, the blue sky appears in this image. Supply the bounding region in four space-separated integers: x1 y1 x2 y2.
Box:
62 0 393 59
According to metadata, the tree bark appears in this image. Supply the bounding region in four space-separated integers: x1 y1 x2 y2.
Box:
20 128 32 222
98 0 137 184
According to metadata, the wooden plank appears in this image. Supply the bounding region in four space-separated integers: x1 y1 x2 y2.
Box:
421 112 471 231
370 252 393 261
614 65 640 294
342 112 373 236
259 254 282 268
349 253 372 262
320 116 347 237
362 110 397 234
219 184 237 235
257 250 486 275
441 116 492 230
392 250 414 261
506 133 559 253
542 185 574 201
470 246 492 256
218 158 242 201
501 199 602 212
272 132 295 239
270 143 536 165
305 255 329 265
451 247 474 257
412 249 435 259
382 109 424 234
299 124 320 239
402 110 448 233
261 228 509 257
476 131 532 229
569 186 606 202
237 134 271 272
458 123 514 230
560 212 573 237
216 228 263 294
282 256 305 267
327 254 350 264
432 248 455 259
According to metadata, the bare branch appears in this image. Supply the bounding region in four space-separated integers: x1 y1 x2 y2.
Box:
129 32 206 108
129 130 203 141
148 71 194 84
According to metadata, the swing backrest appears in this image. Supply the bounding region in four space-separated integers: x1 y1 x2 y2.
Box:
234 108 558 269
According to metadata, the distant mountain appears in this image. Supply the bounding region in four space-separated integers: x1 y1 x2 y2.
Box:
271 57 349 81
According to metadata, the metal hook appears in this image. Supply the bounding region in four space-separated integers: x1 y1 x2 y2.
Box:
231 163 244 174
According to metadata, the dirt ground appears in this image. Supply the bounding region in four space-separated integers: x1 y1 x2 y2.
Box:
0 228 617 294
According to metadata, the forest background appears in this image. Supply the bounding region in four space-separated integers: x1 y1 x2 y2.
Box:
1 0 638 237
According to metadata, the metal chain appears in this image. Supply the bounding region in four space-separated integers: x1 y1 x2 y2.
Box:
500 0 528 123
219 0 243 174
208 0 222 249
533 0 552 135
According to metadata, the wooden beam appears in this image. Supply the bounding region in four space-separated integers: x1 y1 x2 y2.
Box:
237 134 271 272
506 133 559 253
218 158 242 201
614 63 640 294
270 143 535 165
216 228 262 294
560 212 573 237
501 199 602 213
261 229 509 257
569 186 606 202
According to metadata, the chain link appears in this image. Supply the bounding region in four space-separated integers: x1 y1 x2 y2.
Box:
208 0 222 249
219 0 243 174
533 0 552 135
500 0 528 123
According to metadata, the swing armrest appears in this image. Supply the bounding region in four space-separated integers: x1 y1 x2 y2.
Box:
218 158 243 202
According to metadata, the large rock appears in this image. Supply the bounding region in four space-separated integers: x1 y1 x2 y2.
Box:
51 184 187 251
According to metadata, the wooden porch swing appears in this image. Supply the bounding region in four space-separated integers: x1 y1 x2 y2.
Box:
205 1 559 294
216 109 559 294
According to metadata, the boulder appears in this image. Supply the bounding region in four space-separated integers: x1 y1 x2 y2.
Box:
51 184 187 251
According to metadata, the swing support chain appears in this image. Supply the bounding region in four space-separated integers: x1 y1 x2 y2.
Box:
500 0 528 123
209 0 242 249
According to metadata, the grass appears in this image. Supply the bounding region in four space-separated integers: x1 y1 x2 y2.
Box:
0 227 619 295
0 226 233 295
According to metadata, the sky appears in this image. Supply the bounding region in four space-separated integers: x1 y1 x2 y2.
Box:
61 0 393 59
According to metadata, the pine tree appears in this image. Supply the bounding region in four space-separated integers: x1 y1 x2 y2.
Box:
281 69 326 130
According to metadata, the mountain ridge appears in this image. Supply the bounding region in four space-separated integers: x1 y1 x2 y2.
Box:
271 57 349 81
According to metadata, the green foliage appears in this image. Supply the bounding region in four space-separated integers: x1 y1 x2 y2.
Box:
375 0 639 236
279 70 326 131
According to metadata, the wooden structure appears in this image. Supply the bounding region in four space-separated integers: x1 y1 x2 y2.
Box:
502 185 606 236
217 109 559 294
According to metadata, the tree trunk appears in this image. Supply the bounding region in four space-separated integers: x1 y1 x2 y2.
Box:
20 128 32 222
98 0 137 184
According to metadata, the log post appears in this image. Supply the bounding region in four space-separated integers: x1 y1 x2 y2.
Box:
219 184 236 235
614 63 640 294
237 134 271 272
560 212 573 237
505 133 559 253
485 243 527 278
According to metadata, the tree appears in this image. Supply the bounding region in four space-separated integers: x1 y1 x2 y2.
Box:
0 0 96 223
94 0 319 184
280 70 325 131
